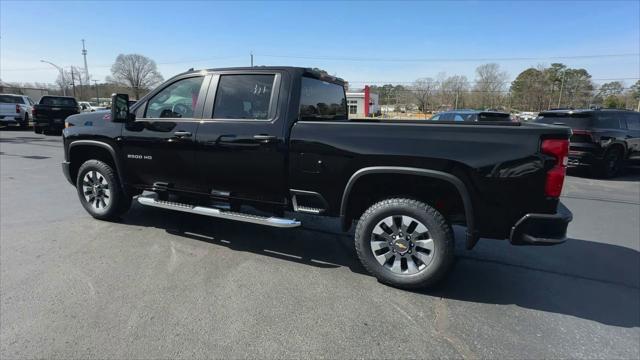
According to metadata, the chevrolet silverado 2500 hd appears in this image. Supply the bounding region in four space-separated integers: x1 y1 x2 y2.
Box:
61 67 573 288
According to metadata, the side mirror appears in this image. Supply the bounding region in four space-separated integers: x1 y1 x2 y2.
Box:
111 93 131 122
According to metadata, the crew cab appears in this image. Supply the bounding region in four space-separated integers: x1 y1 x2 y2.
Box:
535 109 640 177
0 94 35 128
33 96 80 134
61 67 573 288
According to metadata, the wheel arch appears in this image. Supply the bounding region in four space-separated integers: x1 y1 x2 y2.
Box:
340 166 477 248
68 140 126 191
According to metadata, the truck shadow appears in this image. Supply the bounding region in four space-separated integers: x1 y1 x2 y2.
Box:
121 204 639 328
121 204 367 275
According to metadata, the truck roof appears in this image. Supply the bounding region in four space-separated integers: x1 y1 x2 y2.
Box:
179 66 346 86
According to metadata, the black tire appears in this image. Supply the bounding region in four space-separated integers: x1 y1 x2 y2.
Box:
34 126 42 134
76 160 131 220
21 114 29 128
593 148 623 178
354 198 455 289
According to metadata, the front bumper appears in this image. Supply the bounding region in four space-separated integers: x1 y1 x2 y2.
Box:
509 202 572 246
62 161 74 186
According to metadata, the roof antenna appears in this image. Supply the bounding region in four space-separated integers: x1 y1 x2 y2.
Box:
188 67 194 71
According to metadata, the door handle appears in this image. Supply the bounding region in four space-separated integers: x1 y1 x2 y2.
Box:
174 131 192 137
253 134 276 143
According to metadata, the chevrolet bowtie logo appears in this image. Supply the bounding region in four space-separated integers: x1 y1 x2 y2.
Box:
396 243 407 250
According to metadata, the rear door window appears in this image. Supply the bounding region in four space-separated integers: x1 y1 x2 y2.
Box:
593 113 622 129
213 74 275 120
299 77 347 121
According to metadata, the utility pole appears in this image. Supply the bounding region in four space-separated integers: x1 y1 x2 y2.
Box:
250 51 254 67
81 39 89 82
70 67 77 98
93 80 99 103
557 70 566 108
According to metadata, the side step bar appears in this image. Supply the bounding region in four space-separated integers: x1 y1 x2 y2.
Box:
137 195 301 228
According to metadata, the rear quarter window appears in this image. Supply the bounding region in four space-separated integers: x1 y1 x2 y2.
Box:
299 77 347 121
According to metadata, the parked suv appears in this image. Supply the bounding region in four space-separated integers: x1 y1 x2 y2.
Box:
535 109 640 177
0 94 35 128
429 110 511 121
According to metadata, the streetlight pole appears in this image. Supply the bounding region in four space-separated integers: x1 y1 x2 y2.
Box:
40 59 67 96
92 80 99 103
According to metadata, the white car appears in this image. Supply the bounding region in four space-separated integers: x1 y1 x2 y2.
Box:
0 94 35 128
78 101 107 112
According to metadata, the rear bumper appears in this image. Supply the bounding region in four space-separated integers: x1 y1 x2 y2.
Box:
34 118 65 130
509 202 572 246
568 144 603 167
62 161 74 186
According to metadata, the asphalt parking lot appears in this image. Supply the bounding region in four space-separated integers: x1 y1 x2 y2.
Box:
1 129 639 359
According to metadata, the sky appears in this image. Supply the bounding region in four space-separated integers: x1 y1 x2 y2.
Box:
1 0 639 89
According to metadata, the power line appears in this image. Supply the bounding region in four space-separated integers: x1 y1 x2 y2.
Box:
0 55 246 71
256 52 640 63
348 77 640 84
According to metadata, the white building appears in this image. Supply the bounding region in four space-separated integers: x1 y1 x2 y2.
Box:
346 86 379 118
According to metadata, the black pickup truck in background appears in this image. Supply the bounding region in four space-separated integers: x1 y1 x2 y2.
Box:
33 96 80 134
60 67 573 289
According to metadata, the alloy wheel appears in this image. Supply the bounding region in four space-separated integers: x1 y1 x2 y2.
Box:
370 215 434 275
82 170 111 210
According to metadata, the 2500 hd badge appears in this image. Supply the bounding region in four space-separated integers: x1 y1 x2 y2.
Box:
127 154 152 160
61 66 573 289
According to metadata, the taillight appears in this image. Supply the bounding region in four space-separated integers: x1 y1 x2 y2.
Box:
32 108 36 117
541 139 569 197
16 104 20 113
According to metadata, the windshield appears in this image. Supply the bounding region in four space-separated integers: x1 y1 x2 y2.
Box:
40 97 78 106
534 112 592 128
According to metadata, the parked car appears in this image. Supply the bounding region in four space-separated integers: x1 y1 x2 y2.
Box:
429 110 511 121
535 109 640 177
519 111 538 121
78 101 108 112
33 96 80 134
0 94 35 128
61 66 572 289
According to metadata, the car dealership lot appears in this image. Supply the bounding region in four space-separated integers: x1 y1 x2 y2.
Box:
1 130 639 359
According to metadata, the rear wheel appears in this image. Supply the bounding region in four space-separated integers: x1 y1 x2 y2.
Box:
76 160 131 220
354 198 455 289
21 114 29 128
34 126 42 134
594 148 623 178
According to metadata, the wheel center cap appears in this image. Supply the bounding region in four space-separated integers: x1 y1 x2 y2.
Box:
393 238 410 255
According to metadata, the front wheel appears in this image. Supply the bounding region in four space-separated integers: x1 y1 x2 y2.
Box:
354 198 455 289
76 160 131 220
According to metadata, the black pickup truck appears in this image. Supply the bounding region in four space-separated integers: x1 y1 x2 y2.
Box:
61 67 572 288
33 96 80 134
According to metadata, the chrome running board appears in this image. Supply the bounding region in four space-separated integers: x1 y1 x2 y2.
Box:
137 195 301 228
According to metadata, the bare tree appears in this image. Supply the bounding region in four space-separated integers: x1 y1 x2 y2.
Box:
412 77 437 112
109 54 164 99
474 63 508 109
